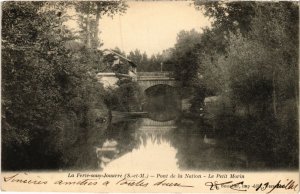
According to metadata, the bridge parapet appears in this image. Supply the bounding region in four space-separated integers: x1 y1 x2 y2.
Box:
137 71 173 78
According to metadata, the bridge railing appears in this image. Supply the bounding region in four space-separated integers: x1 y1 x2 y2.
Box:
137 71 173 77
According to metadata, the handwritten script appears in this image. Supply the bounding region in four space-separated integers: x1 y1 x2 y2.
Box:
2 173 299 193
205 179 298 193
3 173 193 188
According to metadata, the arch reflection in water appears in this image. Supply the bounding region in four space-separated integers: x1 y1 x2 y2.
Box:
95 117 251 171
97 118 179 171
143 84 181 121
65 115 250 170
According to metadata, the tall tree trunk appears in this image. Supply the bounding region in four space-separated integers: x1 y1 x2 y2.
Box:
86 3 91 48
294 69 299 108
93 5 101 49
272 70 277 118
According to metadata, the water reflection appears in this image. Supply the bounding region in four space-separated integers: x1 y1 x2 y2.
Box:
96 118 178 171
170 119 249 170
143 85 180 121
92 116 253 171
103 135 178 171
63 114 261 171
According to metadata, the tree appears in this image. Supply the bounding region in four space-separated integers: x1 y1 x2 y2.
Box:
194 2 299 167
2 1 74 169
2 2 110 170
194 1 256 35
74 1 127 49
171 29 203 87
127 49 144 66
199 2 298 117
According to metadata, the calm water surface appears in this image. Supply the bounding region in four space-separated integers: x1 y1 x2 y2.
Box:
64 88 268 171
93 117 256 171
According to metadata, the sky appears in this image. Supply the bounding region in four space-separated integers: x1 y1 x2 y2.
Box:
99 1 211 56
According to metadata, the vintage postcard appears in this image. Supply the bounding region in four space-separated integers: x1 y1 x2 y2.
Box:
1 0 299 193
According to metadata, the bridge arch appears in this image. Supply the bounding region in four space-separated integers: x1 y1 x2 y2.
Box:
144 84 178 98
140 82 176 94
137 72 177 92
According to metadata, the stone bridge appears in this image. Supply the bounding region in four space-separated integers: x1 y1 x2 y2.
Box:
96 71 177 92
137 72 177 92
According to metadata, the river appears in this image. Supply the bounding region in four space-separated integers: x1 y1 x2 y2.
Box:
62 88 272 171
93 116 260 172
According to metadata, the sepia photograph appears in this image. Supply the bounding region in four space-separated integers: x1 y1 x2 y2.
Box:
1 0 299 192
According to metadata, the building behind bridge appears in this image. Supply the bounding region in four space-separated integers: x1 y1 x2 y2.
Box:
97 49 137 89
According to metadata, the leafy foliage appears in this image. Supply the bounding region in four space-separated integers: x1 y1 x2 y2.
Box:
126 49 173 72
192 1 299 167
171 30 202 87
1 2 117 170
